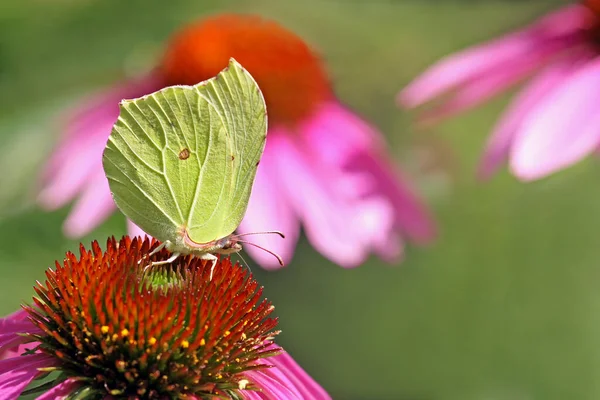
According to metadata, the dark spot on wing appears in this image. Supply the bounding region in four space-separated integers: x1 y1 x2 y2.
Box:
231 155 235 161
256 160 260 166
179 148 190 160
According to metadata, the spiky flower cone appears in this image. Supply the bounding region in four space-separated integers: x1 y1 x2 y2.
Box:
19 236 281 399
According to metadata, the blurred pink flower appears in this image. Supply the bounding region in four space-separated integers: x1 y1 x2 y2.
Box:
0 237 331 399
399 2 600 181
39 14 435 269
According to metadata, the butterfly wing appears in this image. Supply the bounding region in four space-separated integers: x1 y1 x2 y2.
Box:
102 59 267 244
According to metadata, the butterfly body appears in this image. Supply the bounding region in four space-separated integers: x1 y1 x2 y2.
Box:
164 228 242 256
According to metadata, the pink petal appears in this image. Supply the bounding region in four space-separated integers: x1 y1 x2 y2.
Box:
59 74 162 144
127 219 148 238
478 58 582 179
418 43 561 124
241 392 264 400
398 5 586 108
333 174 405 261
400 36 539 108
297 106 410 261
269 134 368 267
238 144 300 270
299 103 383 197
0 343 39 362
245 368 302 399
37 126 112 211
36 379 80 400
0 309 29 322
265 351 331 399
297 100 434 247
510 57 600 180
63 167 116 237
348 151 436 244
300 102 384 164
0 311 41 359
531 4 593 39
38 75 162 217
356 197 404 262
0 337 38 361
0 353 55 399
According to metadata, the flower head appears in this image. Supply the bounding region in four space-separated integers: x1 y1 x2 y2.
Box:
161 14 331 127
39 13 435 269
0 236 330 399
400 2 600 181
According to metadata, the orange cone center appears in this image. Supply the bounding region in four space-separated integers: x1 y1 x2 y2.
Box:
161 14 332 127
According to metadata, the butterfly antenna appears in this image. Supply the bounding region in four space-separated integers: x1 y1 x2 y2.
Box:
236 240 284 266
236 251 253 274
233 231 285 239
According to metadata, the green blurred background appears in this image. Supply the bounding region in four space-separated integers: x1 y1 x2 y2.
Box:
2 0 598 398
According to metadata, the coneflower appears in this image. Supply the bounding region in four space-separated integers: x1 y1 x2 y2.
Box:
0 236 329 399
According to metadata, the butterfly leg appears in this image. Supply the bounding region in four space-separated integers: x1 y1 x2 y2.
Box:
148 242 167 257
138 241 167 265
149 252 181 267
199 253 218 280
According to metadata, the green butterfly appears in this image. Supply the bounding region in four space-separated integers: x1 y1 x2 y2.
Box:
102 59 283 266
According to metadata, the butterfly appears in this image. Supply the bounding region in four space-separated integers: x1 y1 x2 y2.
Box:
102 58 283 267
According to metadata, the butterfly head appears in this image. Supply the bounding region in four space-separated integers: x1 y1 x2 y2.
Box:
182 229 286 266
213 236 243 255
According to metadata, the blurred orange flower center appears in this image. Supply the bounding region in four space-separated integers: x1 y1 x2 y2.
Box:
161 14 332 126
584 0 600 15
583 0 600 42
